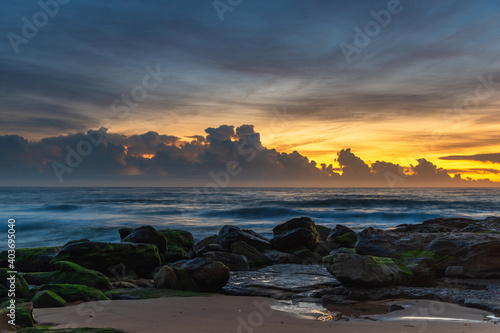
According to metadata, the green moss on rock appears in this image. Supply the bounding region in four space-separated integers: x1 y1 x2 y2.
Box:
159 229 196 262
0 268 29 298
37 284 109 302
32 290 67 308
333 232 357 248
0 247 61 272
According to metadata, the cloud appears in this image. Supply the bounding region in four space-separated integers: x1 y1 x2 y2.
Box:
440 153 500 164
0 125 497 186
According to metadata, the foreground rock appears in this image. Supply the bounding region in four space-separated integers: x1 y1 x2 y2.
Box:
122 226 168 260
223 264 341 298
31 290 67 308
271 217 319 252
0 246 61 272
159 229 196 262
202 251 249 271
36 284 109 302
52 241 162 278
217 225 271 251
324 253 413 287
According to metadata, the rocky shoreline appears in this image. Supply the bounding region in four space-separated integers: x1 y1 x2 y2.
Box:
1 216 500 330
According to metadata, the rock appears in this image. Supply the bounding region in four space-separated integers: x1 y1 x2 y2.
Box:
292 248 323 264
263 250 303 264
122 226 168 259
172 268 198 291
445 266 468 277
154 265 177 289
22 261 111 290
172 258 230 292
460 225 486 233
217 225 271 252
193 235 218 251
224 264 341 298
327 225 357 248
404 257 437 286
388 304 405 312
271 217 319 252
0 246 61 272
0 302 35 328
315 225 332 241
395 217 481 233
230 241 272 268
63 239 90 247
197 244 226 255
425 233 500 278
37 284 109 302
118 227 134 239
0 268 29 298
52 241 162 278
159 229 196 262
31 290 67 308
324 253 413 287
202 251 249 271
330 247 356 255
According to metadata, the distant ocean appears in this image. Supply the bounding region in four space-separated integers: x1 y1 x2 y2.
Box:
2 187 500 250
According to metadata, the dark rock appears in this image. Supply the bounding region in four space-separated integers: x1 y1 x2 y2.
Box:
395 218 480 233
263 250 303 264
217 225 271 252
444 266 469 277
202 251 249 271
315 225 332 241
52 241 162 278
460 224 486 233
159 229 196 262
355 227 398 257
118 227 134 239
223 264 341 298
0 246 61 272
0 268 29 298
328 225 358 248
271 217 319 252
193 235 218 251
172 257 230 292
31 290 66 308
37 284 109 302
197 244 226 256
21 261 111 290
324 253 413 287
153 265 177 289
63 239 90 247
404 257 436 286
122 226 168 259
231 241 272 268
388 304 405 312
0 302 35 328
330 247 356 255
292 248 323 264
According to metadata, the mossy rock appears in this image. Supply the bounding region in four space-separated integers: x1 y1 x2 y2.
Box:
37 284 109 302
293 248 323 264
230 241 272 268
32 290 67 308
0 247 61 272
0 301 35 328
51 242 161 278
397 250 452 263
333 232 357 248
0 268 29 298
173 268 197 291
22 262 111 290
159 229 196 262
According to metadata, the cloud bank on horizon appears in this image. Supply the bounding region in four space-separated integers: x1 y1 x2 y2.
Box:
0 125 496 187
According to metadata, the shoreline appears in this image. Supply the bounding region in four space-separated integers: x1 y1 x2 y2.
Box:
34 295 499 333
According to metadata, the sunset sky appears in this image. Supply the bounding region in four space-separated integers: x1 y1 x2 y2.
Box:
1 0 500 186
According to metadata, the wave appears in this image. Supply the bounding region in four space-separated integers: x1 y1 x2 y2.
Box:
35 204 82 212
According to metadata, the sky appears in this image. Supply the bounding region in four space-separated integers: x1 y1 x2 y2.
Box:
1 0 500 186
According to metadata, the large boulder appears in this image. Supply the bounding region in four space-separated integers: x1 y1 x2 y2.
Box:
217 225 270 252
193 235 218 251
51 242 162 278
153 265 177 289
263 250 303 265
122 226 167 259
202 251 249 271
31 290 67 308
271 217 319 252
171 258 230 292
403 257 436 286
231 241 272 268
21 261 111 290
158 229 196 262
324 253 413 287
0 247 61 272
37 284 109 302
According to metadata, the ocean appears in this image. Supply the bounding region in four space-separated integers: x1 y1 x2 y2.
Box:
1 187 499 250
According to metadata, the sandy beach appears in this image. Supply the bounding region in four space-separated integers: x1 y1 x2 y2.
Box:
34 295 499 333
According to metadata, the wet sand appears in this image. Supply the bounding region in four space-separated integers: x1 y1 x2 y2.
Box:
33 295 499 333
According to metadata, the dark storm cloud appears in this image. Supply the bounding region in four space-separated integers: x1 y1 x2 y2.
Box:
2 0 500 137
0 125 496 186
440 153 500 164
